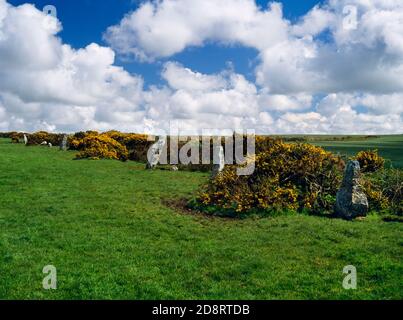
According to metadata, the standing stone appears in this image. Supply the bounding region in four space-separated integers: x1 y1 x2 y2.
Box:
146 136 166 169
60 134 68 151
23 134 28 145
211 146 225 178
335 160 369 220
48 142 53 148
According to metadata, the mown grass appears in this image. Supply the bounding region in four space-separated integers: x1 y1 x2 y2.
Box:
0 138 402 299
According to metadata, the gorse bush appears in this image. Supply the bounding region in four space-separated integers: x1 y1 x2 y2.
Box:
352 150 399 215
26 131 63 146
10 132 23 143
103 131 153 162
4 131 64 145
362 168 403 216
74 133 129 161
354 150 385 173
195 140 345 217
70 131 152 162
70 131 161 162
195 142 401 218
68 131 99 149
381 169 402 214
2 131 23 139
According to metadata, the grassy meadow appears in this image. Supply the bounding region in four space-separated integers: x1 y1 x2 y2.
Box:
310 135 403 168
0 137 402 299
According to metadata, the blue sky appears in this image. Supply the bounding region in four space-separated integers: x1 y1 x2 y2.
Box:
8 0 324 86
1 0 402 134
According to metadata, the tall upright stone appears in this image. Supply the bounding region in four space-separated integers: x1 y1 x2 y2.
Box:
211 146 225 178
23 134 28 145
60 134 68 151
146 136 167 169
335 160 369 220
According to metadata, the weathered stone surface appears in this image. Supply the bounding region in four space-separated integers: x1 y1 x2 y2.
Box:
211 146 225 178
146 136 166 169
335 160 369 220
23 134 28 145
48 142 52 148
40 141 48 146
60 134 68 151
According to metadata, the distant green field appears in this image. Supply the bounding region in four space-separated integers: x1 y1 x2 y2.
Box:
0 138 402 300
309 135 403 169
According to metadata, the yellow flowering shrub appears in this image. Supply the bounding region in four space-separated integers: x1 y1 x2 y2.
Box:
9 132 23 143
195 140 345 217
26 131 63 146
74 134 129 161
361 168 402 215
103 131 147 144
69 131 99 149
68 136 81 150
104 131 152 161
362 179 390 211
354 150 385 173
68 130 152 161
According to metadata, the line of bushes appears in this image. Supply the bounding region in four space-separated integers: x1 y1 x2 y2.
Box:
68 131 255 172
26 131 65 146
3 130 401 218
68 131 154 161
192 142 402 219
1 131 64 145
193 140 345 216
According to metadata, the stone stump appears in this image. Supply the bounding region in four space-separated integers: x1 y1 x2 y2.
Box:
60 134 68 151
335 160 369 220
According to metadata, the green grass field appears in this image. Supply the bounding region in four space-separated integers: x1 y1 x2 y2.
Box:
0 138 402 299
311 135 403 169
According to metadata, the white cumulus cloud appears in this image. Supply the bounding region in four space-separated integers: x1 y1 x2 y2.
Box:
0 0 402 134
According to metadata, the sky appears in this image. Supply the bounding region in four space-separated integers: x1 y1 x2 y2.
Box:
7 0 325 85
0 0 402 134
